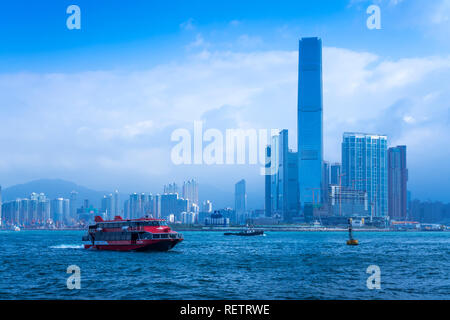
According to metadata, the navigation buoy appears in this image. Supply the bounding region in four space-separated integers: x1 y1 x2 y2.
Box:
347 218 359 245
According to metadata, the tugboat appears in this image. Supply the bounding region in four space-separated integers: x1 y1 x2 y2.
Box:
224 225 264 236
82 216 183 251
346 218 359 245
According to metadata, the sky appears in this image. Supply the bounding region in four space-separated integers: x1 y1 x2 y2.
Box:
0 0 449 208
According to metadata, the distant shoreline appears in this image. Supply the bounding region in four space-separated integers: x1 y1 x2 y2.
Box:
1 227 447 233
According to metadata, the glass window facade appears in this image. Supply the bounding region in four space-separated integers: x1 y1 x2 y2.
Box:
341 133 388 217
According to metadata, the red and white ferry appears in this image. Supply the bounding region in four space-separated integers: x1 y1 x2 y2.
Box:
82 215 183 251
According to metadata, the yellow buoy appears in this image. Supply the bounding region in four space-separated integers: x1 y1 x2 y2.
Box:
347 218 359 245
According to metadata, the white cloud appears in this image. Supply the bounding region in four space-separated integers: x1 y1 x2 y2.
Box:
180 18 195 31
1 45 450 201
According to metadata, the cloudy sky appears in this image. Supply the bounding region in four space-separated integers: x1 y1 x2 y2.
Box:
0 0 449 208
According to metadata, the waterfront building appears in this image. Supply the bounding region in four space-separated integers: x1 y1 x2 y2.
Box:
113 189 119 216
330 163 341 185
322 161 330 204
70 191 78 222
201 200 213 213
160 193 179 219
298 37 324 209
101 194 114 219
182 179 199 206
264 146 272 217
51 198 65 225
0 185 2 227
205 211 230 226
328 185 368 217
388 146 408 220
341 132 388 217
0 192 67 227
153 194 161 218
164 182 179 195
266 129 299 222
234 179 247 224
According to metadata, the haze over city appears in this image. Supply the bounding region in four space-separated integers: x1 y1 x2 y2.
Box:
1 0 450 208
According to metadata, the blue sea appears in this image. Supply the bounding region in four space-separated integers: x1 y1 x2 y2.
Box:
0 230 448 300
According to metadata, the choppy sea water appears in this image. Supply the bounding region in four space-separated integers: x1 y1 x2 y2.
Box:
0 230 448 300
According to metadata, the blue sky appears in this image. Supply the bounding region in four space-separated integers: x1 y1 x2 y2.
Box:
0 0 449 208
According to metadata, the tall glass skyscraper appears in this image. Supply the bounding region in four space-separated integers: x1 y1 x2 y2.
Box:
388 146 408 220
265 130 299 221
0 185 2 227
341 133 388 217
234 179 247 224
297 37 323 208
330 163 341 185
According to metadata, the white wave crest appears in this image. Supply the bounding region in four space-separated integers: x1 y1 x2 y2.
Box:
50 244 84 249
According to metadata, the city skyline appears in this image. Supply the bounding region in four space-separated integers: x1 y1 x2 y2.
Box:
1 1 450 205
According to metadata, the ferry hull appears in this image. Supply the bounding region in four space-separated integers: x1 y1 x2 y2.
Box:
84 239 182 252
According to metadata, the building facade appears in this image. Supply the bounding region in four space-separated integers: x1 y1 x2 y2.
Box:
341 132 388 217
265 130 299 221
234 179 247 224
388 146 408 220
330 163 341 185
182 179 199 206
298 37 324 209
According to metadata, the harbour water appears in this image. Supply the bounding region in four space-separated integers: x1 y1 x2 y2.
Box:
0 230 448 300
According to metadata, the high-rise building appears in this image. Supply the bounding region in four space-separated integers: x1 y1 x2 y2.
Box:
298 37 324 208
113 190 119 216
51 198 65 225
70 191 78 222
330 163 341 185
201 200 213 213
388 146 408 220
322 161 330 204
234 179 247 224
164 183 178 195
160 193 179 219
341 132 388 217
182 179 199 205
328 185 368 217
0 185 2 227
125 192 153 219
265 130 299 221
264 146 272 217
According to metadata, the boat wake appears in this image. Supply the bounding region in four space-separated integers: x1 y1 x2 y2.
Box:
50 244 84 249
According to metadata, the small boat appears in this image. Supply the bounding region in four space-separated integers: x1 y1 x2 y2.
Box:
346 218 358 245
13 225 21 232
224 226 264 236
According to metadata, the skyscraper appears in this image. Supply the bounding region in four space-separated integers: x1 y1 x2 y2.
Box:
70 191 78 222
330 163 342 185
182 179 199 205
264 146 272 217
266 130 299 221
0 185 2 227
322 161 330 204
341 132 388 217
234 179 247 224
164 183 178 195
298 37 324 208
388 146 408 220
113 190 119 216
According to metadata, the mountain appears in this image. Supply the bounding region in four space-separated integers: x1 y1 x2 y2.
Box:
1 179 106 208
